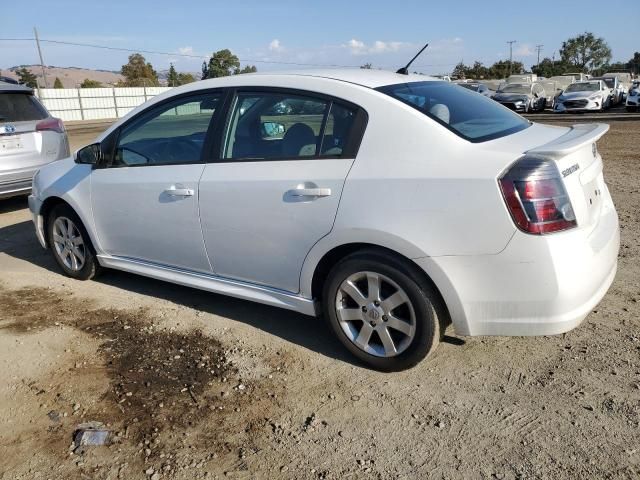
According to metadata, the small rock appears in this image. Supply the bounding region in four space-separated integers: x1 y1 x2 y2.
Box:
436 421 445 429
151 474 161 480
145 467 155 475
73 403 81 412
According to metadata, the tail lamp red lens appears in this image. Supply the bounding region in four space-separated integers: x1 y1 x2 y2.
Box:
499 157 577 235
36 118 65 134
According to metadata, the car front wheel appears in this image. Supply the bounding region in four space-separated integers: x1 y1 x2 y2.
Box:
47 204 100 280
323 251 443 371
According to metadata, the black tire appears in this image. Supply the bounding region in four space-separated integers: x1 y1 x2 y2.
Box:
47 204 100 280
322 250 444 372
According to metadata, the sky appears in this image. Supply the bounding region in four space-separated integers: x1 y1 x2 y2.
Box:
1 0 636 76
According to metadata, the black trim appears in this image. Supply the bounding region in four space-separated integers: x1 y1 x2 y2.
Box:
213 86 368 163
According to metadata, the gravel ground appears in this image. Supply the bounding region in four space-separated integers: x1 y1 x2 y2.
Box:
0 121 638 479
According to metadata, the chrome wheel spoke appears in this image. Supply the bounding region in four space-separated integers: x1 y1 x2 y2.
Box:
71 236 83 246
366 273 380 301
337 308 363 322
71 246 85 263
341 280 367 307
381 291 407 313
354 323 374 349
378 327 397 356
386 315 413 336
53 233 64 245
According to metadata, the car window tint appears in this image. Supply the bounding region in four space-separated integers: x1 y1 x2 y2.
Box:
377 81 530 142
223 92 329 160
113 93 220 167
0 93 48 122
321 103 357 156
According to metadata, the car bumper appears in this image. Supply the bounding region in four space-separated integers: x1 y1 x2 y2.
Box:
554 99 603 112
626 96 639 107
497 101 528 112
28 194 47 248
416 198 619 336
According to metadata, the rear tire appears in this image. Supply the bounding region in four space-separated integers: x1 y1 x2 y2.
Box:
47 204 100 280
322 250 443 372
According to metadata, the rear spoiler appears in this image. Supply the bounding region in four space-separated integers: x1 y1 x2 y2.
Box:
526 123 609 159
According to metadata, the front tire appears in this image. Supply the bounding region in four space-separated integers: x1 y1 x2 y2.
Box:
47 204 100 280
323 250 443 371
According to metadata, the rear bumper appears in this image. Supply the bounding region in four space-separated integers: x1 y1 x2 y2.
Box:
416 199 619 336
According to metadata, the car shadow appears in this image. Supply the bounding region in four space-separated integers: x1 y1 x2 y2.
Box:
0 219 355 366
0 196 30 214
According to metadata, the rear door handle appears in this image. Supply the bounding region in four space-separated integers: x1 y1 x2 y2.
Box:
288 187 332 197
164 185 194 197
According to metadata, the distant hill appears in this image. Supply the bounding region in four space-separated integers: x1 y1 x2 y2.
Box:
0 65 124 88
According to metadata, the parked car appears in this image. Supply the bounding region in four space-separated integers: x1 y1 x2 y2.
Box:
592 76 624 105
455 81 493 97
28 70 619 371
0 82 69 199
549 75 575 92
507 74 537 84
535 80 560 109
604 71 632 98
554 80 611 113
492 83 546 112
565 73 591 81
626 81 640 112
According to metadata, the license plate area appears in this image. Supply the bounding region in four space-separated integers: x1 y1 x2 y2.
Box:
0 135 23 151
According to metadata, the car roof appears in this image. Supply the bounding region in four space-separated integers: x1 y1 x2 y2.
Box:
230 69 437 89
0 82 33 93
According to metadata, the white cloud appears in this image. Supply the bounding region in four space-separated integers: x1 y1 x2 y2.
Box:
178 46 194 56
514 44 535 57
344 39 409 56
268 39 284 52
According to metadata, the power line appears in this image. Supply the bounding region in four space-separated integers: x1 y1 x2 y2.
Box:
0 37 457 71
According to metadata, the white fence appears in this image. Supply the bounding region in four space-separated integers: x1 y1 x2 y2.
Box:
34 87 173 122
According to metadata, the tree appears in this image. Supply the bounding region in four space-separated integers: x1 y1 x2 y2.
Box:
360 63 372 69
15 67 38 88
204 49 240 78
488 60 524 78
201 61 209 80
53 77 63 89
177 72 196 85
80 78 103 88
120 53 159 87
451 62 467 79
560 32 611 73
167 63 179 87
531 58 570 77
237 65 257 74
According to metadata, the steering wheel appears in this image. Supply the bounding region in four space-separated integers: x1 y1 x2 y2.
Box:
159 138 201 163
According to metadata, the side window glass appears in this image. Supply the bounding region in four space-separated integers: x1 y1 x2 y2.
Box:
321 103 357 157
223 92 328 160
113 93 220 167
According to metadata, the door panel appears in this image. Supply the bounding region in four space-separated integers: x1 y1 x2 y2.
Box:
199 159 353 292
91 164 210 272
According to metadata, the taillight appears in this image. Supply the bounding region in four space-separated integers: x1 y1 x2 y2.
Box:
36 117 65 134
499 157 577 235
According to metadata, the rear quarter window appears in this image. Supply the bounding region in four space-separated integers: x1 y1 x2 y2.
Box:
376 81 530 142
0 93 48 122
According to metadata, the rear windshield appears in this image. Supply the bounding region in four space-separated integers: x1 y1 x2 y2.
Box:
377 81 529 142
0 93 48 122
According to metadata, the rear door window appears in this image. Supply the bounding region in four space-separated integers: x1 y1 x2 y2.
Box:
377 81 530 142
0 93 48 122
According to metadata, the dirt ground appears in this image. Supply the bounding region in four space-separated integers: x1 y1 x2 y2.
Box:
0 121 638 480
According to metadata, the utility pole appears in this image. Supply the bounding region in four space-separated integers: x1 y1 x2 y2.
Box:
507 40 517 76
33 27 49 89
536 44 543 66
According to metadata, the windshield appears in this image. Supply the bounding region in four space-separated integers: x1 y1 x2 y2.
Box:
498 84 531 94
565 82 599 92
458 84 480 92
0 93 48 122
376 81 530 142
600 78 614 88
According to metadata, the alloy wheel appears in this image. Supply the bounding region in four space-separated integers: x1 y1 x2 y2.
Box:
334 271 416 357
52 216 86 271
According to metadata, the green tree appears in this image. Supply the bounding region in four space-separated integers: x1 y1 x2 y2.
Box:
80 78 103 88
167 63 179 87
488 60 525 78
204 49 240 78
177 72 196 85
15 67 38 88
201 61 209 80
53 77 63 89
560 32 611 73
451 62 467 79
120 53 159 87
237 65 257 74
531 58 570 77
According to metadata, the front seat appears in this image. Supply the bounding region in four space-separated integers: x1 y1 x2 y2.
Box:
282 123 317 157
429 103 450 124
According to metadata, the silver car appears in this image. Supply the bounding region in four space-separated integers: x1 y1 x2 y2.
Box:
0 83 69 199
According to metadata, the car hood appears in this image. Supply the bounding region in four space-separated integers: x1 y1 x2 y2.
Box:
493 93 531 102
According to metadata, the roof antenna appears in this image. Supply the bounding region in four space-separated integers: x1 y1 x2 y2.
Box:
396 43 429 75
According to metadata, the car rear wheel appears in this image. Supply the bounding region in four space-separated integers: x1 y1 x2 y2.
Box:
47 204 100 280
323 251 442 371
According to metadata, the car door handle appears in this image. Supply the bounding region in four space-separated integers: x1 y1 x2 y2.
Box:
164 186 194 197
287 187 332 197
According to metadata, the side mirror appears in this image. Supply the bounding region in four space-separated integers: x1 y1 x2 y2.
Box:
261 121 285 139
75 143 101 165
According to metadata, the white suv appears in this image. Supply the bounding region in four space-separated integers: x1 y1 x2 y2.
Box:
28 70 619 371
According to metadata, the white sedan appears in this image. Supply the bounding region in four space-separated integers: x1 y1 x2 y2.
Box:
28 70 619 371
554 80 612 112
